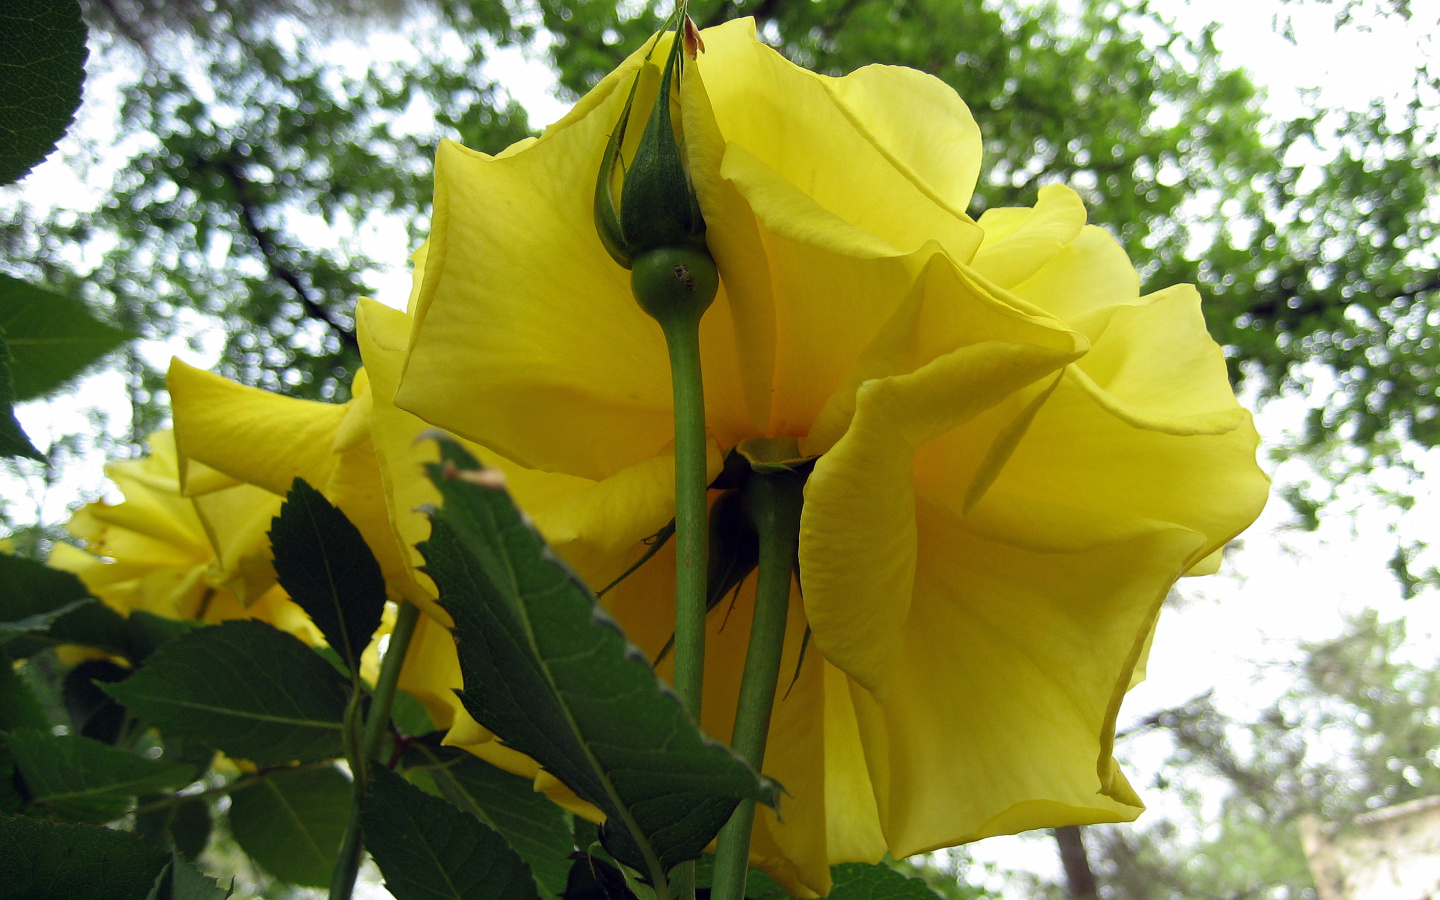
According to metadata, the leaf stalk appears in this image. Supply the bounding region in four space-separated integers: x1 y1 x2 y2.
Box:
329 600 423 900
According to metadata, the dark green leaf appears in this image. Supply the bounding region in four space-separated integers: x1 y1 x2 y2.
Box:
43 597 129 654
123 611 203 664
421 437 777 877
0 330 43 458
361 763 540 900
0 551 90 633
0 276 130 400
269 478 386 677
4 728 195 823
0 813 168 900
0 737 22 813
104 619 348 766
0 599 90 643
227 764 350 887
63 658 129 743
136 794 212 861
407 741 574 899
0 647 49 731
169 797 214 861
0 0 88 185
825 862 944 900
0 554 127 658
562 855 635 900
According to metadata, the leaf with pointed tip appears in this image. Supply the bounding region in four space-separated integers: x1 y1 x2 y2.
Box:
361 764 540 900
0 646 49 732
421 437 777 879
0 276 130 400
269 478 386 677
143 854 232 900
228 765 350 887
0 814 168 900
4 728 196 823
406 740 574 899
1 330 42 459
103 619 348 766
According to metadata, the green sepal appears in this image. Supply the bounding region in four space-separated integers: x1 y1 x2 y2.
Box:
619 23 703 255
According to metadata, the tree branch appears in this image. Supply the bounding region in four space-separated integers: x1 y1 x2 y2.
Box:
214 155 360 353
1053 826 1099 900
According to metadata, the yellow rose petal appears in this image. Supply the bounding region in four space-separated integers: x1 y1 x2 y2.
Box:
169 358 346 497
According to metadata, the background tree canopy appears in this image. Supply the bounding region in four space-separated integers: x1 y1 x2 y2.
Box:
1 0 1437 895
4 0 1436 465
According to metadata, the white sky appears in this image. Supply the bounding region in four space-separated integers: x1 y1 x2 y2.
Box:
6 0 1440 892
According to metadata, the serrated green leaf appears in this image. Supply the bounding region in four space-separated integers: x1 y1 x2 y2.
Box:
1 330 42 459
143 853 231 900
825 862 945 900
269 478 386 677
103 619 348 766
0 0 88 185
0 646 49 731
0 813 168 900
168 852 231 900
123 611 203 664
361 764 540 900
0 276 131 400
5 728 195 823
0 554 86 632
421 437 777 878
228 764 350 887
407 741 574 899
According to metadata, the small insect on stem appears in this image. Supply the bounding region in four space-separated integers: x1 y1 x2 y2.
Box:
683 14 705 59
440 459 508 489
673 263 695 291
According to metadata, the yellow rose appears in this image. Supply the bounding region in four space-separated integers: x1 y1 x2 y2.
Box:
389 19 1268 896
51 430 321 646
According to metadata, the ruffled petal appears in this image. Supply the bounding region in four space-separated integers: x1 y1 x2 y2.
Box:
801 301 1081 697
695 19 982 259
851 500 1197 857
971 184 1087 289
971 286 1269 560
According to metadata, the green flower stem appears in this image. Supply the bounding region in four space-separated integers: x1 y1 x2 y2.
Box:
660 307 709 900
362 600 422 763
659 307 710 722
329 600 423 900
710 469 805 900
